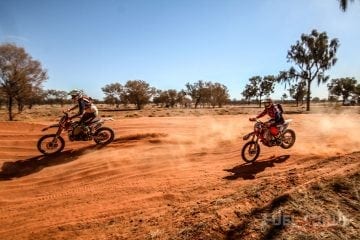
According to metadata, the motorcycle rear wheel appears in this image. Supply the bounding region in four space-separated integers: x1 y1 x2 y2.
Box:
241 141 260 163
37 134 65 155
93 127 114 145
280 129 296 149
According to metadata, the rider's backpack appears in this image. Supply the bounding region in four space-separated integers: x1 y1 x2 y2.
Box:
276 103 284 114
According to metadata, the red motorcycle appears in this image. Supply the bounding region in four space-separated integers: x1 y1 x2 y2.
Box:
37 112 115 155
241 119 296 163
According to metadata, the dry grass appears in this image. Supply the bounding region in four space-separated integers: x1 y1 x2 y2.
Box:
226 170 360 240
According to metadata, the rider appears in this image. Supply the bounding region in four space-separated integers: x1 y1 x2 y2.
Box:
67 89 98 135
249 98 284 140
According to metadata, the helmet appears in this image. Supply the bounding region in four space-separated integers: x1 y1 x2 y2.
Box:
262 98 273 108
68 89 83 100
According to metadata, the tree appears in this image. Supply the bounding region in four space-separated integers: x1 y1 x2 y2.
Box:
176 90 188 108
152 89 178 107
28 87 47 108
208 82 229 107
279 30 339 111
243 75 276 107
152 89 163 106
0 43 48 120
45 89 68 106
354 83 360 104
0 89 5 109
185 81 229 108
248 76 261 104
288 81 307 106
241 83 256 104
101 83 124 108
339 0 357 11
312 97 320 103
185 80 207 108
123 80 155 110
258 75 276 107
327 77 357 105
166 89 178 108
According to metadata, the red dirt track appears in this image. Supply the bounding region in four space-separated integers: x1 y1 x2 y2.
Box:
0 114 359 239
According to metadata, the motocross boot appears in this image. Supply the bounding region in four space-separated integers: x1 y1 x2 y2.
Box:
80 124 91 140
275 133 282 145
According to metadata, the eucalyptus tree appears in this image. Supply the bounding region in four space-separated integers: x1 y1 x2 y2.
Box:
101 83 124 108
242 75 275 107
207 82 229 108
242 83 256 104
123 80 155 110
288 81 307 106
185 80 207 109
327 77 357 105
0 43 47 120
278 30 339 111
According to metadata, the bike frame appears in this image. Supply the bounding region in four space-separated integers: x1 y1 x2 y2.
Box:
243 119 292 145
243 120 266 143
41 113 113 141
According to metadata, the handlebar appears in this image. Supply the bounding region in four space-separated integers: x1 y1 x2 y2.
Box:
249 118 263 123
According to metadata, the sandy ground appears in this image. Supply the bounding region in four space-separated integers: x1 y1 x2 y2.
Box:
0 113 359 239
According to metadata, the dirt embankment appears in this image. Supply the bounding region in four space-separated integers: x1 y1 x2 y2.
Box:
0 114 359 239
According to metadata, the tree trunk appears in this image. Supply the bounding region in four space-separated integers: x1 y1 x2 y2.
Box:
306 80 311 111
195 98 200 109
18 102 24 113
8 96 13 121
259 95 262 108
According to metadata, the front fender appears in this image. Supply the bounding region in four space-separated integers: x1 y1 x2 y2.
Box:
42 124 60 131
243 132 254 141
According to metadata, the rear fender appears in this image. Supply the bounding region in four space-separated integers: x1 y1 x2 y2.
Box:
101 117 114 122
96 117 114 125
281 119 292 131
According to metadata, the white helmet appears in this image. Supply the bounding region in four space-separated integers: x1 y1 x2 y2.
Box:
262 98 273 108
68 89 83 99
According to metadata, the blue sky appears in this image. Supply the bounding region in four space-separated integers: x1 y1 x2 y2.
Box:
0 0 359 100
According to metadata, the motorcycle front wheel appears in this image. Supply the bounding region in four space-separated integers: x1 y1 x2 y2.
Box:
93 127 114 145
37 134 65 155
241 141 260 163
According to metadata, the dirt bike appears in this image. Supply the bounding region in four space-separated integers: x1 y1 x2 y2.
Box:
241 119 296 163
37 112 115 155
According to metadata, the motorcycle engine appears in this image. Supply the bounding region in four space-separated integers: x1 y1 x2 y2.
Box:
69 125 91 141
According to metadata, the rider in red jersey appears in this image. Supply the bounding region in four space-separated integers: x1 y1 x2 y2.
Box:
249 98 284 139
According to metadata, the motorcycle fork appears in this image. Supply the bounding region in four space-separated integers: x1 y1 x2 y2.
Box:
252 134 258 143
53 127 63 143
249 135 259 153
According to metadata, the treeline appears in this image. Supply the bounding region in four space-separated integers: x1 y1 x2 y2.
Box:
0 43 230 120
101 80 229 110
